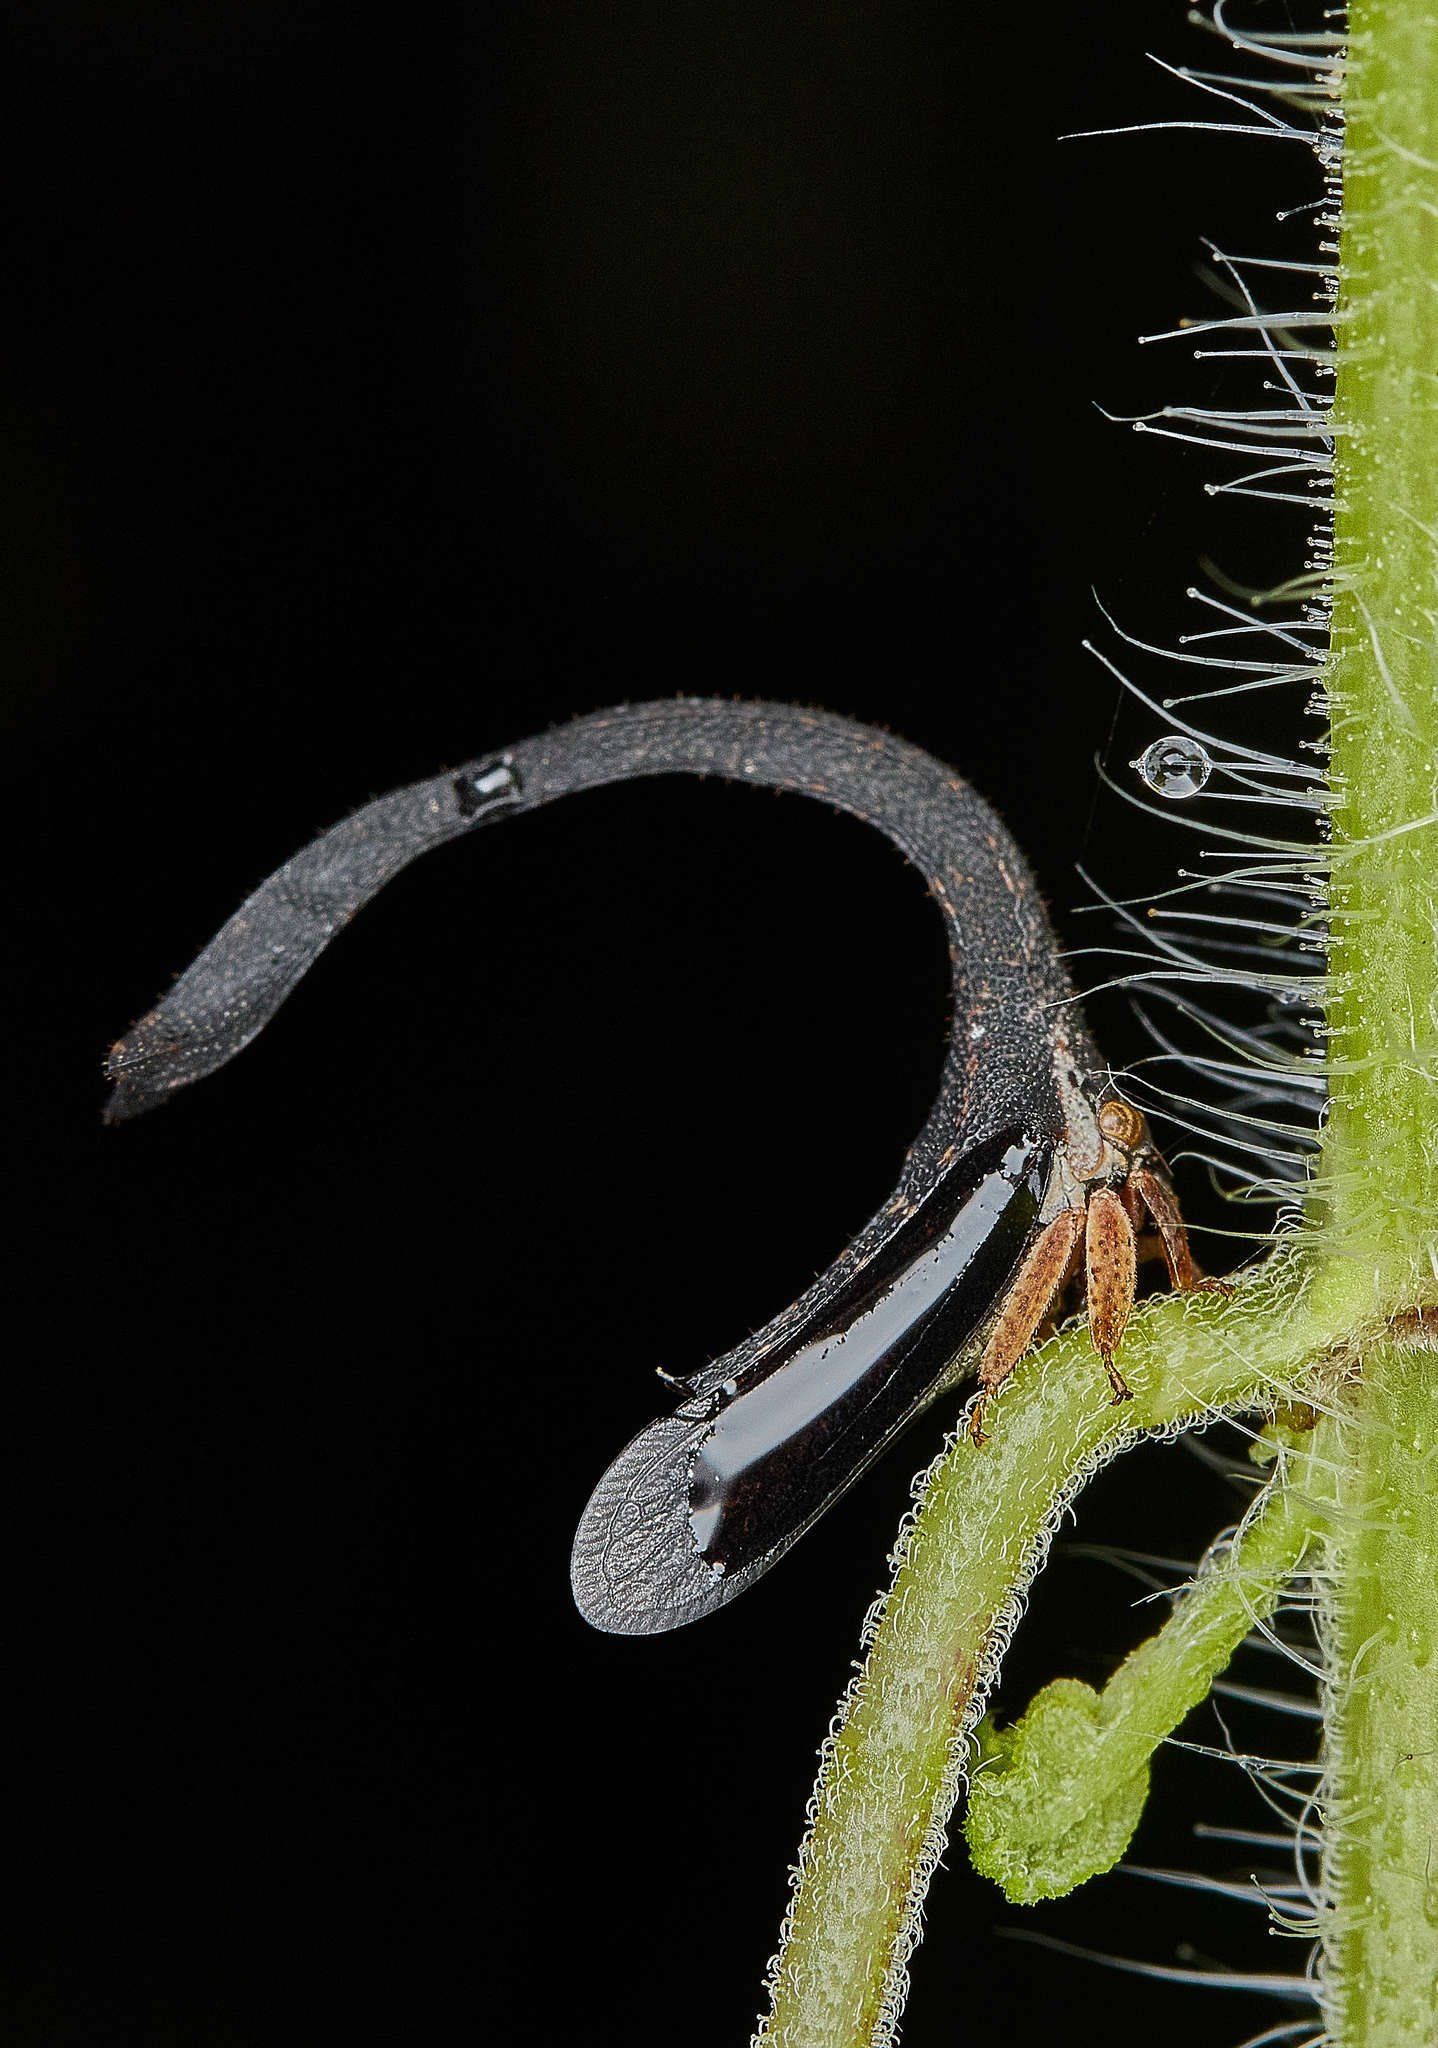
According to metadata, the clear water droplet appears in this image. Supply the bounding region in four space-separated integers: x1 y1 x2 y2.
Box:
1132 733 1213 800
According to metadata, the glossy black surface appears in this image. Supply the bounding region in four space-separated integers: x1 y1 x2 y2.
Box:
687 1131 1047 1577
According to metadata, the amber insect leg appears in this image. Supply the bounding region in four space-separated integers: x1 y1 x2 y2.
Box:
1084 1186 1137 1403
1131 1165 1235 1301
969 1205 1085 1445
1129 1164 1196 1290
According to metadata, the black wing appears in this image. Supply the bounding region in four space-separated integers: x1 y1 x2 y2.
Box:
570 1131 1051 1632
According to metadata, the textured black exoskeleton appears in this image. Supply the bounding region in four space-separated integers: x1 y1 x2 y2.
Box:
107 700 1145 1634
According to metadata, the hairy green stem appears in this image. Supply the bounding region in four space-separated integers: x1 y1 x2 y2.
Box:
1318 4 1438 2040
964 1455 1325 1904
1319 1342 1438 2048
755 1253 1337 2047
1324 0 1438 1299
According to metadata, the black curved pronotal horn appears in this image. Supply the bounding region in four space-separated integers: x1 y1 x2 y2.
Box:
107 699 1133 1634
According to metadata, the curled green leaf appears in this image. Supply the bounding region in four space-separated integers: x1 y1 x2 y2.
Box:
964 1470 1323 1903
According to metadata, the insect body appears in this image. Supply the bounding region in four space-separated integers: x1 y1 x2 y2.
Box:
106 699 1204 1634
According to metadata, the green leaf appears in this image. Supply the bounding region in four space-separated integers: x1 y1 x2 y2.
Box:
964 1472 1322 1902
966 1688 1150 1902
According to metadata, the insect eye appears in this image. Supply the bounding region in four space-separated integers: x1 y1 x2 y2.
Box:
1098 1098 1145 1149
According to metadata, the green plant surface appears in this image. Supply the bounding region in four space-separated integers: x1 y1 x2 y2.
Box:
1324 1 1438 1303
1320 1340 1438 2048
1318 5 1438 2040
964 1443 1325 1905
752 6 1438 2044
755 1254 1333 2047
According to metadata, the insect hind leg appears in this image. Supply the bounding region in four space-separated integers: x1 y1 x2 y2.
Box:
969 1206 1085 1445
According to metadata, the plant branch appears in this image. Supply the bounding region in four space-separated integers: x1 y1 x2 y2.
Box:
1314 3 1438 2038
964 1447 1325 1904
754 1248 1337 2047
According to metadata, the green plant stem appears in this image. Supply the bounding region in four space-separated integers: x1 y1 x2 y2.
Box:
755 1252 1336 2047
1319 1342 1438 2048
964 1458 1324 1904
1318 5 1438 2041
1324 0 1438 1299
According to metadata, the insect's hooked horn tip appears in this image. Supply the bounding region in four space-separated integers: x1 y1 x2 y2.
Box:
101 1036 172 1123
101 1043 134 1123
101 1078 145 1124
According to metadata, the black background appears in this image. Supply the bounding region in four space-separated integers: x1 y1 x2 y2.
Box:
5 3 1326 2043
